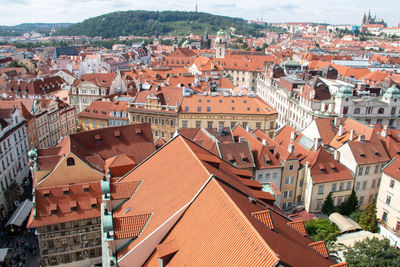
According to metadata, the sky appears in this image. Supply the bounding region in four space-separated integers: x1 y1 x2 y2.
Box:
0 0 398 27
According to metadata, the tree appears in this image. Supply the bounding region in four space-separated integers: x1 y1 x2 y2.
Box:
337 189 358 216
344 237 400 267
322 192 335 215
359 198 378 233
349 210 362 223
305 218 340 242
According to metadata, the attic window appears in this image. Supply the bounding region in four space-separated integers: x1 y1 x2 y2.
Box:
114 130 121 137
358 151 366 158
319 164 326 171
50 204 57 215
83 184 89 192
70 200 77 212
62 187 69 195
67 157 75 166
102 111 106 115
207 107 211 112
95 134 101 141
135 128 142 135
240 152 248 162
93 110 98 114
90 198 97 209
43 190 50 198
184 106 189 112
329 162 336 169
372 149 380 156
219 100 222 103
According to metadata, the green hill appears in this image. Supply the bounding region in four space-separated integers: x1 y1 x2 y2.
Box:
0 23 72 36
55 10 284 38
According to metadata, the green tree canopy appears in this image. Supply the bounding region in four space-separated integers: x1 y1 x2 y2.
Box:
305 218 340 242
359 198 378 233
337 189 358 216
344 237 400 267
322 192 335 216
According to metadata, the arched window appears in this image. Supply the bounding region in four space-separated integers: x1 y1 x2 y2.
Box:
378 108 385 114
67 157 75 166
354 108 360 114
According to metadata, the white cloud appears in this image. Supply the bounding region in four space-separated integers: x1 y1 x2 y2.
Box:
0 0 398 26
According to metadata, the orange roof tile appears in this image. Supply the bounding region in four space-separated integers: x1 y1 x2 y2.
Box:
308 241 329 258
252 210 275 230
113 213 152 239
287 221 307 236
110 180 141 200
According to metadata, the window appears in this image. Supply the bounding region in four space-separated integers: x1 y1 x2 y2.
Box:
67 157 75 166
196 121 201 128
206 107 211 112
337 197 343 206
182 121 188 129
375 165 380 174
242 122 248 128
184 106 189 112
272 173 277 179
396 221 400 232
382 211 388 222
386 195 392 205
390 179 395 188
154 118 159 125
332 183 337 192
92 120 97 128
354 108 360 114
299 180 303 187
101 121 105 128
289 165 294 171
340 182 345 191
170 120 174 127
365 166 370 175
362 181 368 190
207 121 213 128
378 108 384 114
256 122 261 129
358 167 363 176
231 122 236 129
317 200 323 210
318 185 324 195
285 177 290 185
197 107 201 112
84 119 89 127
265 173 270 180
346 181 352 190
369 194 374 203
372 179 376 188
258 174 263 179
155 130 159 137
359 196 364 205
356 181 360 190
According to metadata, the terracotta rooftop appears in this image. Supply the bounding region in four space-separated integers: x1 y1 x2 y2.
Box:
27 181 102 228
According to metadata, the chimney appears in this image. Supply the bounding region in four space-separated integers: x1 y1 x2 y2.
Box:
349 130 355 141
334 117 340 127
288 144 295 154
314 138 322 152
358 134 365 142
381 125 388 138
290 131 296 142
338 124 344 137
262 139 268 146
334 150 340 161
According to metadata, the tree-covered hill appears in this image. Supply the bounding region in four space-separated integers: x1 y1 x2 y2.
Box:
55 10 284 38
0 23 72 36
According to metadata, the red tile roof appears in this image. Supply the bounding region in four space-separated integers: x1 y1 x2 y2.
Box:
287 221 307 236
110 180 141 200
308 241 329 258
252 210 275 230
27 181 102 228
113 213 152 239
180 95 276 115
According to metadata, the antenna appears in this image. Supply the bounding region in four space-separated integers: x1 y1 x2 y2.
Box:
195 3 198 12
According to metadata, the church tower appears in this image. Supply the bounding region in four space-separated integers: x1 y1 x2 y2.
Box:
214 29 226 59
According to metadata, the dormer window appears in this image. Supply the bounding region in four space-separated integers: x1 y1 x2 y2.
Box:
62 187 69 195
43 190 50 198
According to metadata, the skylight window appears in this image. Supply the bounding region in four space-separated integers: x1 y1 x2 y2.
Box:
207 107 211 112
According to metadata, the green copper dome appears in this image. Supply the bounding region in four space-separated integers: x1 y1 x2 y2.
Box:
337 86 353 98
383 85 400 99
